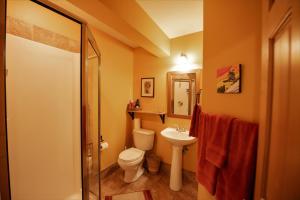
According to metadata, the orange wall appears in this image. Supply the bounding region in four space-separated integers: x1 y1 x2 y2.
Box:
99 0 170 55
199 0 261 199
133 32 203 172
87 56 100 173
202 1 261 122
91 28 134 170
66 0 169 57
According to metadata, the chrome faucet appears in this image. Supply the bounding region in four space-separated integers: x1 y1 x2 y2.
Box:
174 124 186 133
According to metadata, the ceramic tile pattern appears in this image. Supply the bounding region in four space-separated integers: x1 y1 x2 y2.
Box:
6 16 80 53
96 164 198 200
6 16 32 40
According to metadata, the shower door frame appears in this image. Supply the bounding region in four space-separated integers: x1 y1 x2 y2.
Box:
86 27 102 198
0 0 100 199
0 0 11 200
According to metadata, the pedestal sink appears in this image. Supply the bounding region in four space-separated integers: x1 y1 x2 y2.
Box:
160 128 197 191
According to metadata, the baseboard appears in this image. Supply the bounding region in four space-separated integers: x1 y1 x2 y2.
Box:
100 163 119 179
99 161 195 179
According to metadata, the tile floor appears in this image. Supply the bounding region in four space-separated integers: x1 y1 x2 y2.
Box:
99 164 198 200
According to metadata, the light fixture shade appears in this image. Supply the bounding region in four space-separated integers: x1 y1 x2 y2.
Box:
177 53 189 65
172 52 200 71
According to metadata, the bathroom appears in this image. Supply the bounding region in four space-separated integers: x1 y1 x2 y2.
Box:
1 0 300 200
2 0 201 199
99 32 202 199
92 1 203 199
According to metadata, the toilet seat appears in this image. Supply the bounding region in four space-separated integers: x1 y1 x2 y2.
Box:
118 148 144 166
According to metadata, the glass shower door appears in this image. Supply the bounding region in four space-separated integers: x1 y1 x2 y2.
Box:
86 34 101 200
3 1 102 199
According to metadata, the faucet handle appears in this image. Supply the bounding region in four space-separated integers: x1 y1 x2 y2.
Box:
173 124 179 131
180 127 187 132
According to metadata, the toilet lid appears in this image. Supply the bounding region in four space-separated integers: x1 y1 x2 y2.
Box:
119 148 144 162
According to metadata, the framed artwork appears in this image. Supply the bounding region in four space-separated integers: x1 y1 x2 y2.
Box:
217 64 241 93
141 77 155 97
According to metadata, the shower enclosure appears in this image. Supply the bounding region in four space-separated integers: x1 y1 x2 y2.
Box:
0 0 101 199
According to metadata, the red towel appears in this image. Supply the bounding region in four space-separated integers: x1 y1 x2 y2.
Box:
190 106 233 195
215 119 258 200
189 104 201 137
206 115 235 168
195 112 220 194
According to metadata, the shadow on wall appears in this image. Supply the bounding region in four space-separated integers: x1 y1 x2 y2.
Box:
125 114 133 148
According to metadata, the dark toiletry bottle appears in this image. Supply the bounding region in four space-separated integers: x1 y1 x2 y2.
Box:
135 99 140 109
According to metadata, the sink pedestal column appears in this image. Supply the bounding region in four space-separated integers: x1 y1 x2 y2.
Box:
170 145 183 191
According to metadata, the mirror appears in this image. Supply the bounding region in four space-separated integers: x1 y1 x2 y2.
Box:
167 69 201 119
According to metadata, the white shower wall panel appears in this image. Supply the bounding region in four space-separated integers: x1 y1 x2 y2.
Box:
6 34 82 200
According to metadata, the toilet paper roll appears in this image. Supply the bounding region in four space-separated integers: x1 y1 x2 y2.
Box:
100 142 109 151
134 118 141 129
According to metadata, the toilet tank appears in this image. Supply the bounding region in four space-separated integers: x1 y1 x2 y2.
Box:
133 129 155 150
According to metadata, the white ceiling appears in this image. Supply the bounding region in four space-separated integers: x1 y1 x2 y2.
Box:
136 0 203 39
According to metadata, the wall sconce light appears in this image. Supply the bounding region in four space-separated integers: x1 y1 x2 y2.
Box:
177 53 189 65
172 52 200 72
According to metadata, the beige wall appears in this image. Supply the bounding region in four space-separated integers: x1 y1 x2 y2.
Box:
133 32 203 172
91 28 134 171
199 0 261 199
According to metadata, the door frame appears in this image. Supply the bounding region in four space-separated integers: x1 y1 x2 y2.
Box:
0 0 11 199
0 0 100 199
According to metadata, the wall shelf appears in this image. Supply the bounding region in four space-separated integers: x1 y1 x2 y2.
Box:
127 110 166 124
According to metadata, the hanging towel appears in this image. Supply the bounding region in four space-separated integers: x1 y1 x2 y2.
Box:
195 112 220 194
189 104 201 137
190 106 231 195
215 119 258 200
206 115 235 168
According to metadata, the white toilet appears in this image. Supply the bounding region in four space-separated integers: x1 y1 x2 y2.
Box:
118 119 155 183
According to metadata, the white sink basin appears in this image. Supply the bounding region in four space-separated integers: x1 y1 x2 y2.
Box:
160 128 197 191
161 128 197 146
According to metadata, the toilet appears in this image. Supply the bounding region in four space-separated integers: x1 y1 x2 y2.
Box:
118 119 155 183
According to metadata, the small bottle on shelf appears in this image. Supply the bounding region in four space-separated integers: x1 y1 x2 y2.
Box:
135 99 140 110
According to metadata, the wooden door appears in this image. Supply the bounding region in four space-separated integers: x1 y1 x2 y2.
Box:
256 0 300 199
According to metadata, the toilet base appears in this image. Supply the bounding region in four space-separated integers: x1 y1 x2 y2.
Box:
123 165 144 183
